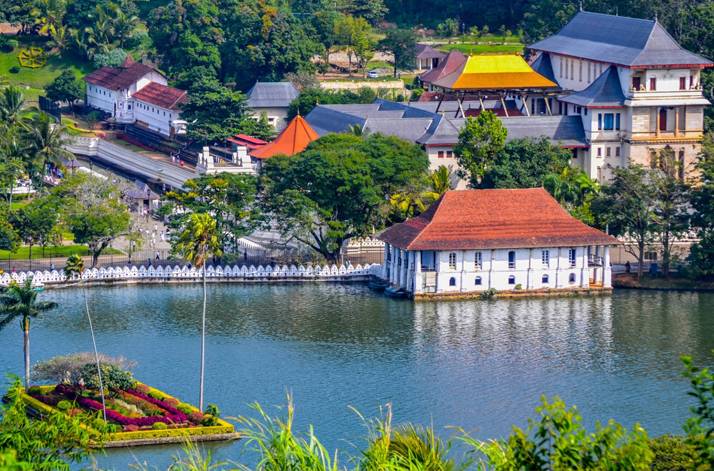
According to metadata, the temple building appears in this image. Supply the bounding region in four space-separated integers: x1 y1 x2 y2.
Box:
377 189 619 296
528 11 712 179
248 115 319 169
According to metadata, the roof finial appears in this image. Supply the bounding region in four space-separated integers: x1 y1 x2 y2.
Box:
297 108 300 117
579 1 583 11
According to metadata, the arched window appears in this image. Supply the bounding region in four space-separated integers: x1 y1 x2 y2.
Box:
542 275 549 284
508 275 516 285
448 252 456 270
449 277 456 286
569 273 576 283
475 276 482 286
508 251 516 269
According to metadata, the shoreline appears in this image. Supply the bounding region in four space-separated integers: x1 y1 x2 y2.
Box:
612 273 714 293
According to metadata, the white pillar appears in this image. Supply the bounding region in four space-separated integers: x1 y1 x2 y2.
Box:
460 250 467 291
414 251 422 294
400 249 407 289
603 246 612 288
595 246 602 284
488 249 494 289
580 246 590 287
527 248 535 290
383 243 390 280
406 251 413 292
390 246 397 285
555 247 564 288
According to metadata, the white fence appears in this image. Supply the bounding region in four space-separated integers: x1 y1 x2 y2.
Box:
2 263 384 287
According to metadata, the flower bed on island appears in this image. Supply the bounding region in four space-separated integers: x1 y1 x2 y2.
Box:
20 382 236 446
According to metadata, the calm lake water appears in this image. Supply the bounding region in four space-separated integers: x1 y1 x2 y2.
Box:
0 283 713 470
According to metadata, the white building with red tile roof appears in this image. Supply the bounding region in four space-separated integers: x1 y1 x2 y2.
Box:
377 188 619 296
82 61 186 136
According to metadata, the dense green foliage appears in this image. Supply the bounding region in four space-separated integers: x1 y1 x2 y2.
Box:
288 87 377 120
261 133 429 261
79 363 136 391
453 111 508 188
43 70 84 105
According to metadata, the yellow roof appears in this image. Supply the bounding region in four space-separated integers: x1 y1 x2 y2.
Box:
431 54 557 91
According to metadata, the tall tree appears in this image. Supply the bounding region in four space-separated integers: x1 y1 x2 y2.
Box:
378 28 417 78
689 134 714 278
481 136 571 189
161 172 261 261
147 0 223 77
262 133 429 261
45 70 84 106
0 278 58 388
453 111 507 188
175 213 221 411
180 79 252 143
594 165 658 278
10 197 59 260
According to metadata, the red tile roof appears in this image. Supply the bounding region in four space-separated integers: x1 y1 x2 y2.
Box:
228 134 268 150
249 115 319 159
378 188 619 250
420 50 467 85
132 82 187 110
82 62 157 91
119 55 136 68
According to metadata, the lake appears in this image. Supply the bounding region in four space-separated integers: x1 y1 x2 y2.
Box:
0 283 712 470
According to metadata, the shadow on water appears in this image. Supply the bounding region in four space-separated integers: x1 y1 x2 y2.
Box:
0 284 713 470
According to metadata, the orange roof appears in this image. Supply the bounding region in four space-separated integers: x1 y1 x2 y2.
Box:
378 189 619 250
431 54 558 91
249 115 319 159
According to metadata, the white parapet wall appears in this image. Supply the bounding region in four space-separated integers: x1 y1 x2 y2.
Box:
3 263 383 288
63 136 195 188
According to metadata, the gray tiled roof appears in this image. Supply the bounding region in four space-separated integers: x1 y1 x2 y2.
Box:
528 11 712 68
305 100 588 148
502 115 587 147
531 53 559 87
246 82 300 108
364 118 434 141
559 66 626 108
415 44 446 60
304 106 366 136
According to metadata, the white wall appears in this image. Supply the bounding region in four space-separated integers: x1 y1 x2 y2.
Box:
86 84 115 114
384 245 608 294
133 99 179 136
251 106 289 131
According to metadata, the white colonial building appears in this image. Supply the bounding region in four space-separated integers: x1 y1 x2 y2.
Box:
377 189 619 296
82 57 187 136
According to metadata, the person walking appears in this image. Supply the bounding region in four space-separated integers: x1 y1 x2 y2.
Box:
50 264 54 271
156 251 160 260
160 231 164 242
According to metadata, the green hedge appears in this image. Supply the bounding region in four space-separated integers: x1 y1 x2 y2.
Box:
15 382 235 443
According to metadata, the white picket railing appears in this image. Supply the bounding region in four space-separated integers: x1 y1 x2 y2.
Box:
1 263 382 287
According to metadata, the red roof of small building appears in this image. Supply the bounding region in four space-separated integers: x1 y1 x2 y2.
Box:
118 55 136 68
420 50 467 85
132 82 187 110
378 188 619 250
82 62 158 91
228 134 268 150
249 115 319 159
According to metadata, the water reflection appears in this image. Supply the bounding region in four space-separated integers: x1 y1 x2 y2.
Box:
0 285 712 470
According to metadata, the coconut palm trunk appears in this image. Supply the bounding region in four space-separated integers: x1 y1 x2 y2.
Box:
199 246 207 411
23 316 30 388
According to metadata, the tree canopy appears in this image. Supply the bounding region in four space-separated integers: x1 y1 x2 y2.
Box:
261 133 429 261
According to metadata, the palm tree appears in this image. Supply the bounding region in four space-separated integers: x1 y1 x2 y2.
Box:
175 213 222 411
0 277 58 388
28 112 73 171
33 0 66 36
0 86 37 128
65 254 107 421
112 7 139 49
427 166 451 199
50 25 70 52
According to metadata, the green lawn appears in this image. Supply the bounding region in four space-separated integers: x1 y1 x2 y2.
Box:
1 36 94 99
438 43 525 54
0 245 121 260
9 201 28 211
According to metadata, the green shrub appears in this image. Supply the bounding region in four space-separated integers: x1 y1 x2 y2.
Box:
514 283 522 290
649 435 710 471
56 400 71 411
80 363 136 391
148 391 164 401
9 66 20 74
479 288 497 299
177 404 193 415
152 422 167 430
27 386 42 395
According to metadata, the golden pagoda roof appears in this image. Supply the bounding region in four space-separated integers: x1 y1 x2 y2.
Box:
431 54 557 91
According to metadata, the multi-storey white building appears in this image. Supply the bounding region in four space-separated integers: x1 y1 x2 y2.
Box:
82 57 187 136
377 189 619 296
528 11 712 179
